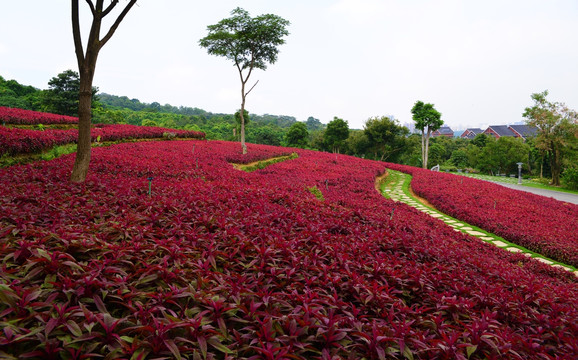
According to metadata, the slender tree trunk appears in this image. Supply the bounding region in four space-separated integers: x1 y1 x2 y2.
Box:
421 130 426 169
424 128 431 169
551 145 561 186
240 92 247 154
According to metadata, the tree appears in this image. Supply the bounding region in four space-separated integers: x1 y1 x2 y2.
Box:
477 137 530 175
324 117 349 153
523 90 578 186
305 116 324 131
411 101 443 169
449 148 469 168
345 130 370 157
251 126 283 146
42 69 99 116
471 133 490 148
285 122 309 148
199 7 290 154
70 0 138 183
234 109 250 141
363 116 409 161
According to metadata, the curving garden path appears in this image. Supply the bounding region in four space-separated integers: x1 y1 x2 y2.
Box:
381 170 578 277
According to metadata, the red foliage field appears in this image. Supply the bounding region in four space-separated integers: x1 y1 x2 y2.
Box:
0 106 79 125
0 124 205 156
0 140 576 359
385 163 578 268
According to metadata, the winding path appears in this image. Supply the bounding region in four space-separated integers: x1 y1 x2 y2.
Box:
381 170 578 277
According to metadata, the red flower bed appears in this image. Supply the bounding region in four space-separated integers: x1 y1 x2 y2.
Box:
0 126 78 155
385 163 578 268
225 146 294 164
0 141 577 359
0 106 78 125
0 124 205 156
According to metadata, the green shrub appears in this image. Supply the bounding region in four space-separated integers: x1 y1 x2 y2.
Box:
561 165 578 190
163 132 176 140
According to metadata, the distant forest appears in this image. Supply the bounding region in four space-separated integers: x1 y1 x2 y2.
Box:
0 73 325 146
3 73 578 190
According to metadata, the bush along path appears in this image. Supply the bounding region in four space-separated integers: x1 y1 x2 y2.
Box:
381 170 578 277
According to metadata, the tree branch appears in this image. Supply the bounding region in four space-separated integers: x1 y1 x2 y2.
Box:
84 0 96 16
102 0 119 17
100 0 137 48
72 0 85 65
245 80 259 97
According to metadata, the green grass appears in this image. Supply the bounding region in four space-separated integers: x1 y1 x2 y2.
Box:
1 144 78 167
456 172 578 195
234 153 298 172
380 170 577 272
307 185 325 201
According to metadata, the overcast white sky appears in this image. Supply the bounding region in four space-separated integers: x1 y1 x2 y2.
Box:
1 1 577 130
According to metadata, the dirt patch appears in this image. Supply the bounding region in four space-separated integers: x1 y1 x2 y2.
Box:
374 171 388 192
408 186 437 209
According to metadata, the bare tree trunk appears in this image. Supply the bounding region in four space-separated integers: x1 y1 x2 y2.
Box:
421 130 426 169
424 128 431 169
70 85 93 182
551 146 561 186
69 0 137 182
240 93 247 154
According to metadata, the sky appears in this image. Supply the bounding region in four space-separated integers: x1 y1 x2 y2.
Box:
1 0 577 131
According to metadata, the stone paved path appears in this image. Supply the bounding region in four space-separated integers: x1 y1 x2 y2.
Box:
381 170 578 277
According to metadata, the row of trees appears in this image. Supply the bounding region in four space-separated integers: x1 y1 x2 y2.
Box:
0 72 98 116
3 70 576 188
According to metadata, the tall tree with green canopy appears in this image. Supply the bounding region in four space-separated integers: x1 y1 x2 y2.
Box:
523 90 578 186
363 116 409 161
199 7 290 154
285 122 309 148
411 100 443 169
42 69 99 116
324 116 350 153
70 0 138 183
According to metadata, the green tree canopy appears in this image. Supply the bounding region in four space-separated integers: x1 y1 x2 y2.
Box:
411 100 443 169
285 122 309 148
199 7 290 154
42 69 99 116
305 116 324 131
477 137 530 175
324 116 350 153
523 90 578 186
363 116 409 161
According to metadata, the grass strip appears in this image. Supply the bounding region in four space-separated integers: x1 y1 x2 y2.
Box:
380 170 577 273
232 153 299 172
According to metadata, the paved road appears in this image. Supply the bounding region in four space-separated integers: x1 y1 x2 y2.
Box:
493 182 578 205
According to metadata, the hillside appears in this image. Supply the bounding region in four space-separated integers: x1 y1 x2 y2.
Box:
0 75 316 146
1 136 577 358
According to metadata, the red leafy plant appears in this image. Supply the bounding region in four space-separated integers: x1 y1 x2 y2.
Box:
0 106 79 125
385 163 578 267
0 140 577 358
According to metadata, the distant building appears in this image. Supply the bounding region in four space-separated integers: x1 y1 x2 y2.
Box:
432 126 454 137
460 128 484 139
482 125 538 140
509 125 538 140
483 125 516 139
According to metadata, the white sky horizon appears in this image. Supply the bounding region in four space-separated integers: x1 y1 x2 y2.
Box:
1 1 577 131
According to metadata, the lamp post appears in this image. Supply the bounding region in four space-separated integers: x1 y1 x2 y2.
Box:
516 162 523 185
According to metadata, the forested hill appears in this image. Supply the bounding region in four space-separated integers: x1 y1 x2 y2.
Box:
98 92 302 128
0 74 325 145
